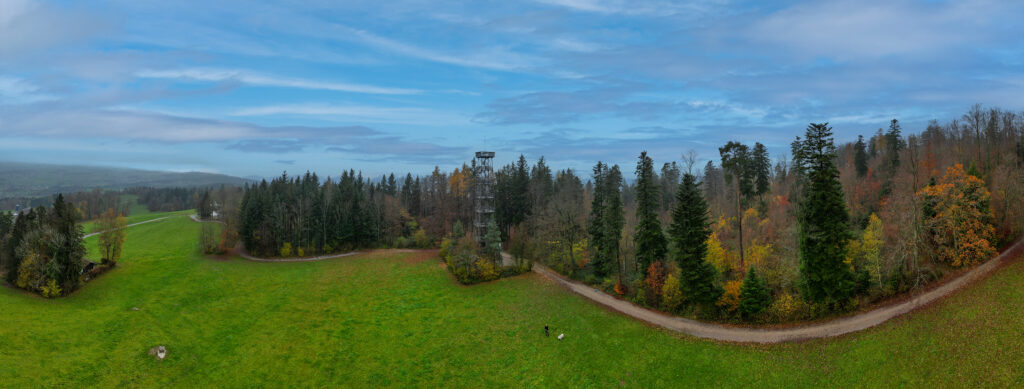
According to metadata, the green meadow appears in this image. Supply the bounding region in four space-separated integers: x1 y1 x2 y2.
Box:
1 213 1023 387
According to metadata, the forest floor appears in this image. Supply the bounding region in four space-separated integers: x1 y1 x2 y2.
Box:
3 212 1024 386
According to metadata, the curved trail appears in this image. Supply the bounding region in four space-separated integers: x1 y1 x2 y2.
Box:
234 248 364 263
83 216 171 239
171 214 1024 342
530 237 1024 343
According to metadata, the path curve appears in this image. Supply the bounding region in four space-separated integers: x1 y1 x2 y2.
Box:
532 237 1024 343
83 216 171 239
234 248 364 263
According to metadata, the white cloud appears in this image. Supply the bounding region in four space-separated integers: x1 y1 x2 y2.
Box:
231 103 471 126
746 0 1011 61
344 27 539 71
136 68 420 95
0 76 55 104
532 0 728 17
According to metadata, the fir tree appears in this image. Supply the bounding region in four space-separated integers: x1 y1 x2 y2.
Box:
752 142 771 197
588 162 609 277
795 123 856 305
633 151 668 273
854 135 868 177
484 216 502 262
738 267 770 319
603 165 625 279
668 173 722 304
885 119 904 169
452 220 465 238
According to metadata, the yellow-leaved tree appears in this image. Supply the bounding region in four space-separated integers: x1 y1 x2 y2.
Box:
97 208 127 265
919 164 996 267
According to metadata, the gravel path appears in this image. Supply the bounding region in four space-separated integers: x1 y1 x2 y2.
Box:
234 248 364 263
531 237 1024 343
83 216 171 239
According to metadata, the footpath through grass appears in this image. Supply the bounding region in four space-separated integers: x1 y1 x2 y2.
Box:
2 215 1024 387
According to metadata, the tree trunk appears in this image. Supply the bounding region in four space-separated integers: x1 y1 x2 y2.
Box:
736 179 745 270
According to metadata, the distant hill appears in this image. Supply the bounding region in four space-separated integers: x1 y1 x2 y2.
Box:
0 162 251 199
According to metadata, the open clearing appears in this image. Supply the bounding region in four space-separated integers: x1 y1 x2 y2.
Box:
2 213 1024 387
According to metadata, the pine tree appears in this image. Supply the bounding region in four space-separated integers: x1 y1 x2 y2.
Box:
854 135 868 177
795 123 856 305
668 173 722 304
633 151 668 273
719 141 754 268
738 266 770 319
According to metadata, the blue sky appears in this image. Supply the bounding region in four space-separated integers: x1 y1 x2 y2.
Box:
1 0 1022 178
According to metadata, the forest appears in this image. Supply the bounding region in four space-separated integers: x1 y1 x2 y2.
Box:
219 106 1023 321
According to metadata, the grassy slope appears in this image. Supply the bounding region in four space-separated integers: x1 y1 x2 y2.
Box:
2 215 1023 387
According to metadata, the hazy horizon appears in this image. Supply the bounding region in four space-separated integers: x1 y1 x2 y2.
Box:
2 0 1023 177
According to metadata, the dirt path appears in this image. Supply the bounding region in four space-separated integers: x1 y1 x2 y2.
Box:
234 248 364 263
83 216 171 239
531 237 1024 343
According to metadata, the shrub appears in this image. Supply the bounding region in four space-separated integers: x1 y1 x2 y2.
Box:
475 259 500 282
280 242 292 257
661 274 684 312
767 292 801 322
717 279 743 313
644 261 666 307
413 228 431 248
40 279 61 298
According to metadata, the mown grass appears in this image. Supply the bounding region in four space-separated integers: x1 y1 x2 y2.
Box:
2 214 1023 387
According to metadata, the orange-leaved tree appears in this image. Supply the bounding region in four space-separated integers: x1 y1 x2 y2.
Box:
918 164 996 267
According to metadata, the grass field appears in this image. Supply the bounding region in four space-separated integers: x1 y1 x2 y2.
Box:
2 214 1024 387
78 197 190 234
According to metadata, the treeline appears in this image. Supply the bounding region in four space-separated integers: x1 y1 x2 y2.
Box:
239 171 398 257
546 104 1024 322
221 105 1021 322
0 195 86 297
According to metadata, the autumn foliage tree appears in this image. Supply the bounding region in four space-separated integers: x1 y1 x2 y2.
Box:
97 208 127 265
919 164 997 267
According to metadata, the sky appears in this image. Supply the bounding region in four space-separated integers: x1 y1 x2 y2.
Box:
1 0 1023 179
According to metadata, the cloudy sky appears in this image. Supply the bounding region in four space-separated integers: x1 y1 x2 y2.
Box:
2 0 1022 178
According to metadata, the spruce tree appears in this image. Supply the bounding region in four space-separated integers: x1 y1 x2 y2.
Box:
885 119 904 169
668 173 722 304
854 135 868 177
484 216 502 262
795 123 856 305
739 266 770 319
588 162 609 276
633 151 668 273
603 165 625 279
752 143 771 197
